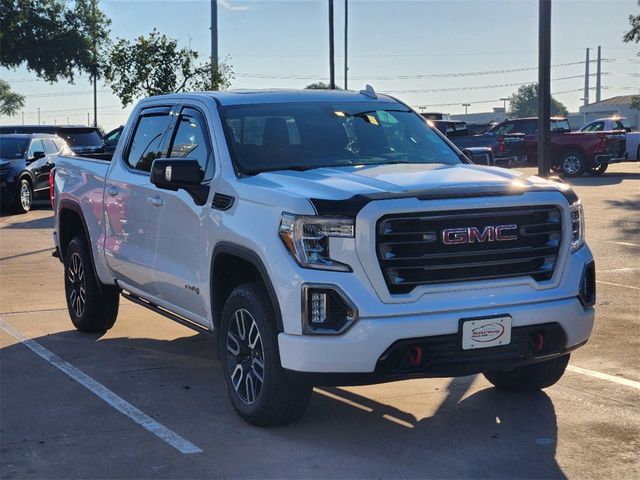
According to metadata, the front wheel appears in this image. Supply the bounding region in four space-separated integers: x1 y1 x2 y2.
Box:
483 354 570 391
219 282 312 426
14 178 32 214
587 162 608 176
64 236 119 332
559 152 586 177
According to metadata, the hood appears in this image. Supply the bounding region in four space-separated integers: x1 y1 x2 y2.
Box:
242 163 545 201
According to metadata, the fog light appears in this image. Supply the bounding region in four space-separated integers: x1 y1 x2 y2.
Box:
579 260 596 308
302 285 358 334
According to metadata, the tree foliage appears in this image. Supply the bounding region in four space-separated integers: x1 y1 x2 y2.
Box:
0 80 25 116
105 30 234 106
304 82 341 89
623 1 640 110
0 0 111 82
507 84 569 118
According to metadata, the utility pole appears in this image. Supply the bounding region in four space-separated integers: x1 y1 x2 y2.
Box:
21 111 24 126
67 116 70 126
537 0 552 177
92 0 97 128
583 47 590 107
344 0 348 90
329 0 336 89
500 97 509 112
596 45 602 103
211 0 218 88
37 108 40 125
87 112 90 126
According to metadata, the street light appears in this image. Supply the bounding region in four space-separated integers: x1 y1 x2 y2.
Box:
462 103 470 116
500 97 509 111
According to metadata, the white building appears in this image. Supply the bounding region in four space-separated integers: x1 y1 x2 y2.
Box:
574 95 640 131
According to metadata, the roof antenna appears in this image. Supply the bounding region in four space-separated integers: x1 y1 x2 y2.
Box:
359 84 377 99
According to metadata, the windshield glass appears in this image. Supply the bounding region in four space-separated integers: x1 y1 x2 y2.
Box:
58 129 103 147
0 138 29 159
221 102 461 174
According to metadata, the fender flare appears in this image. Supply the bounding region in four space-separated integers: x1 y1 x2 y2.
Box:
211 242 284 332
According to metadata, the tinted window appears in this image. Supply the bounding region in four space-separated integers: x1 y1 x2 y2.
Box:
0 138 29 158
104 128 122 146
58 128 103 147
169 108 211 173
551 119 571 132
43 139 59 154
491 121 516 135
223 102 460 174
28 139 45 157
126 113 172 172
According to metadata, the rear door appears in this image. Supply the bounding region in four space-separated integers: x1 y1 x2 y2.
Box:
103 105 177 295
26 139 48 190
145 104 215 324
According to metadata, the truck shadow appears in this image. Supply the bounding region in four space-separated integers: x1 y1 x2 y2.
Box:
1 329 566 479
565 171 640 186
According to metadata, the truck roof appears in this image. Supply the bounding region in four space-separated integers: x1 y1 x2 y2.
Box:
142 89 400 106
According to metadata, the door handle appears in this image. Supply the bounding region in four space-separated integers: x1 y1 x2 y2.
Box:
147 195 164 207
106 185 119 196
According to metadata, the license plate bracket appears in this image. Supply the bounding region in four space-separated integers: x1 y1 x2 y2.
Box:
461 315 512 350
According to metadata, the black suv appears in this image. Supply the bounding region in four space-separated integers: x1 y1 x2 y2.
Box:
0 125 105 155
0 134 72 214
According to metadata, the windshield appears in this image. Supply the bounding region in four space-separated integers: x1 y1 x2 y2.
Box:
58 129 104 147
221 102 461 174
0 138 29 159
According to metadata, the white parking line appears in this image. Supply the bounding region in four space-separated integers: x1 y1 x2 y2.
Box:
605 241 640 247
0 319 202 454
598 267 640 273
567 365 640 390
596 280 640 290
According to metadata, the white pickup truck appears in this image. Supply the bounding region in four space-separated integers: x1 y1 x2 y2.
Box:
52 89 596 426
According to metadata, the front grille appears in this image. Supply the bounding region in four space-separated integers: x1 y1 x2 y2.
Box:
377 205 562 294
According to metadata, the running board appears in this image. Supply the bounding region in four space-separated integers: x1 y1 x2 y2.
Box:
121 292 212 336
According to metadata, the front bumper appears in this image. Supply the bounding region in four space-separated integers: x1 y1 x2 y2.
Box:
278 296 593 379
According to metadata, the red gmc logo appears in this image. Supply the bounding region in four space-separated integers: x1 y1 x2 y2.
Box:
442 225 518 244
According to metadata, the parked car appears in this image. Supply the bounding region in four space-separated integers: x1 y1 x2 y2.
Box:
0 125 106 157
487 117 627 176
580 117 640 162
0 133 72 213
428 118 527 167
103 125 124 154
52 89 595 426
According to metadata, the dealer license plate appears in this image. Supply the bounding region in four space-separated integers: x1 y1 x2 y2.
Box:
461 316 512 350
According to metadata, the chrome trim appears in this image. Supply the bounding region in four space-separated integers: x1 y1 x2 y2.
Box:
301 283 359 335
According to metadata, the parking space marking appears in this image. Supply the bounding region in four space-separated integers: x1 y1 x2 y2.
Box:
598 267 640 273
596 280 640 290
0 319 203 455
567 365 640 390
605 241 640 247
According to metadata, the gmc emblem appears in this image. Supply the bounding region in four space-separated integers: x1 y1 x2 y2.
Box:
442 225 518 244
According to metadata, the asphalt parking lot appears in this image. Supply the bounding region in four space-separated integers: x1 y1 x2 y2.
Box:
1 164 638 479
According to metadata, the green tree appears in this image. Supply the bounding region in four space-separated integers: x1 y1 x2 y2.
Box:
0 80 25 116
104 30 233 106
623 0 640 110
0 0 111 83
304 82 341 89
507 83 569 118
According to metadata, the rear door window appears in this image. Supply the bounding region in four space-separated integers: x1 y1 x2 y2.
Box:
168 108 212 175
28 139 45 158
43 139 59 154
126 108 173 172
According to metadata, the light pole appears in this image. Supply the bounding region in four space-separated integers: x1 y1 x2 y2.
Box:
329 0 336 89
500 97 508 111
462 103 470 116
537 0 552 177
37 108 40 125
344 0 348 90
211 0 218 86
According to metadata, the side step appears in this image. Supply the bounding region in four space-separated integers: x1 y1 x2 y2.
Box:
121 292 213 336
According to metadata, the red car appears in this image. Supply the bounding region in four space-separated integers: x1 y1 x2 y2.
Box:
488 117 626 176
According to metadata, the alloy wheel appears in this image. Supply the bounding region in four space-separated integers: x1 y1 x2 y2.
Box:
20 182 31 211
562 155 581 175
67 252 86 317
226 308 265 404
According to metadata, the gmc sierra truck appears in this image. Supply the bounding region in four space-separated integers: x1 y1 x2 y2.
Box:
52 89 596 426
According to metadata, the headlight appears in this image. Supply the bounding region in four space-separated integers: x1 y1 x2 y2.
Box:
570 201 585 252
279 213 354 271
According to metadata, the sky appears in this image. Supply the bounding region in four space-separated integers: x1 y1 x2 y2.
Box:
2 0 639 130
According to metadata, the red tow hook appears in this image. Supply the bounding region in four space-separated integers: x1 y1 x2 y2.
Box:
533 333 545 353
407 345 423 367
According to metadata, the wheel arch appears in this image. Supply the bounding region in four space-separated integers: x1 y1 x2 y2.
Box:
210 243 284 334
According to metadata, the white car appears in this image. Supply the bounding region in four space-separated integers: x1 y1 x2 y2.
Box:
581 117 640 161
52 89 596 426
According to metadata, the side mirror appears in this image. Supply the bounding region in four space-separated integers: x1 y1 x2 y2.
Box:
31 151 46 161
462 147 494 166
150 158 209 205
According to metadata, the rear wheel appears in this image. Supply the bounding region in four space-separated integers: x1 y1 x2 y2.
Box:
587 162 608 176
219 282 312 426
64 236 119 332
483 354 570 391
559 152 586 177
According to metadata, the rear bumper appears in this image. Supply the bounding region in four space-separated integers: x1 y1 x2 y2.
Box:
278 296 594 380
595 153 628 164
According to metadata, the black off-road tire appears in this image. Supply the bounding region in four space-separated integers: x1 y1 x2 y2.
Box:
559 152 586 177
483 354 570 392
587 162 609 176
64 236 119 332
219 282 312 426
14 178 33 214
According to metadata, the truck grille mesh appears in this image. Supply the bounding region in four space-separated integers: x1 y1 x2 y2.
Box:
376 206 562 294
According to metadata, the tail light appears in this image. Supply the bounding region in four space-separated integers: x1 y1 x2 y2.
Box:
49 168 56 208
598 134 608 151
497 136 505 154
